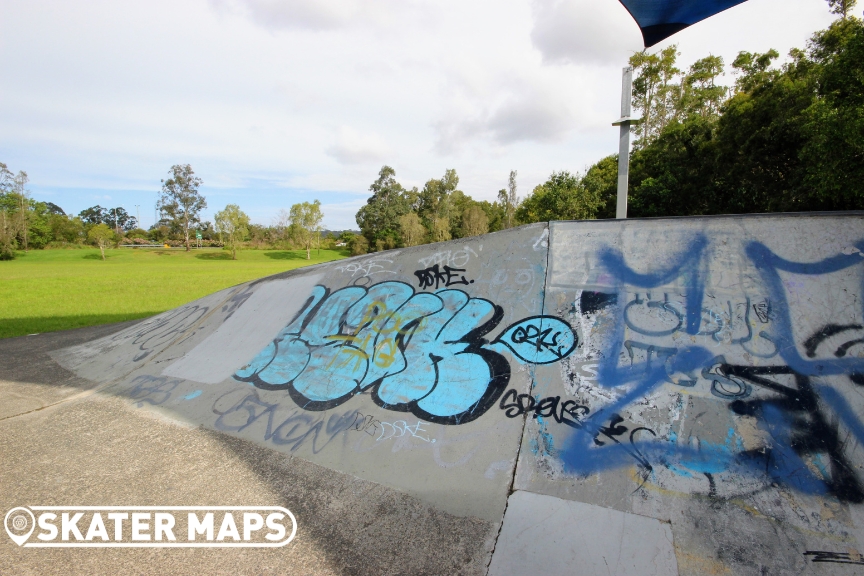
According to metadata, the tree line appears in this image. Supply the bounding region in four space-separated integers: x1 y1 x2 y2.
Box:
0 163 334 261
351 165 520 255
353 14 863 252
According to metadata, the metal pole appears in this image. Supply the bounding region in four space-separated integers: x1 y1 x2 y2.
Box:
615 66 634 219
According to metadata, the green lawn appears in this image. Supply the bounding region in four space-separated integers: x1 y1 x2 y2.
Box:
0 247 349 339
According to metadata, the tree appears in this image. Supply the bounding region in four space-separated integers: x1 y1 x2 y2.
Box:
272 209 292 248
479 200 505 232
429 217 451 243
417 168 467 238
461 205 489 237
679 55 727 119
214 204 250 260
516 171 603 223
356 166 414 248
631 45 680 145
79 206 107 226
0 163 18 259
104 207 137 233
398 212 426 247
799 17 864 207
349 235 368 255
828 0 857 18
731 49 780 93
159 164 206 252
289 200 323 260
13 171 29 251
45 202 65 215
496 170 520 229
88 223 114 260
582 155 620 219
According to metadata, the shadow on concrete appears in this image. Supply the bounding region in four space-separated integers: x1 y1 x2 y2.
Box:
0 315 155 341
0 320 144 387
208 431 493 575
0 323 494 575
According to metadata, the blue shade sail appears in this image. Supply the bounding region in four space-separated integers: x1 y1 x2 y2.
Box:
618 0 749 46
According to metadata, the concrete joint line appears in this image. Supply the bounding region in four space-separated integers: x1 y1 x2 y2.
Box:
484 223 551 576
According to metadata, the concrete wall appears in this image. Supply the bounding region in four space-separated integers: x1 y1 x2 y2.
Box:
55 213 864 574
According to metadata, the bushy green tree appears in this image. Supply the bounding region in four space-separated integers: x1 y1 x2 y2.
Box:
461 205 489 237
214 204 250 260
516 171 603 223
598 18 864 218
417 169 463 238
356 166 414 249
583 155 619 219
398 212 426 247
349 235 368 255
631 46 681 146
289 200 323 259
88 223 114 260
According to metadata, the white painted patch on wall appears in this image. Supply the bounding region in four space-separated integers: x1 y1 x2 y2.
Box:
161 274 323 384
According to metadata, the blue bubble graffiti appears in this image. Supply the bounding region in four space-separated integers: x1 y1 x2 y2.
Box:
235 281 577 425
558 236 864 502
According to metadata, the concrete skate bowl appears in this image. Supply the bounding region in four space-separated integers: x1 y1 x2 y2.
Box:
51 213 864 574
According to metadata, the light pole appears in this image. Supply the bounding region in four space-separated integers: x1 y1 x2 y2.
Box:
612 66 640 219
135 205 140 230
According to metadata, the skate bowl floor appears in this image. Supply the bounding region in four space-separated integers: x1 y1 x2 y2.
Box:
4 213 864 575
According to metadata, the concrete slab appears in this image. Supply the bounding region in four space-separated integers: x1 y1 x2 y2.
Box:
50 224 553 522
515 215 864 574
0 384 495 575
488 491 678 576
6 213 864 574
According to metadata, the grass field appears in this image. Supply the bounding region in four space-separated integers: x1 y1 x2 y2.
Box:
0 247 349 339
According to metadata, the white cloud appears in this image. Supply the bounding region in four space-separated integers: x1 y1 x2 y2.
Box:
487 91 574 144
327 126 392 165
209 0 413 31
530 0 642 65
0 0 838 232
209 0 359 30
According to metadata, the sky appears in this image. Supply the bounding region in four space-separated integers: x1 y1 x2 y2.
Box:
1 0 837 230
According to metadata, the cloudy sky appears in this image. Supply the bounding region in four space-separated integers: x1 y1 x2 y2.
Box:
1 0 836 230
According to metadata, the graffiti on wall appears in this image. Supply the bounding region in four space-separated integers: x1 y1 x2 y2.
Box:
547 235 864 502
235 281 576 424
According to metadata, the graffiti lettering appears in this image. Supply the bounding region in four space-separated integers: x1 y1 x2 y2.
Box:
413 264 474 290
498 389 589 429
111 305 209 362
556 236 864 502
804 551 864 565
212 389 358 454
334 257 396 281
417 246 478 269
124 375 181 406
375 420 431 443
235 281 576 424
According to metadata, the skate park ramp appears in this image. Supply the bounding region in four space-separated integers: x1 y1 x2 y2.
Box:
5 213 864 574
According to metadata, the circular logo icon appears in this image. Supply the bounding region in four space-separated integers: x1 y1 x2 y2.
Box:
4 507 35 546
